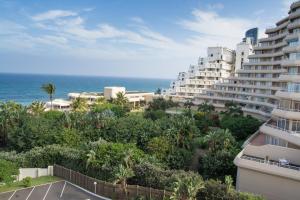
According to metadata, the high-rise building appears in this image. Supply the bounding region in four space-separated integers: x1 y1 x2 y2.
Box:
164 47 235 101
245 27 258 45
234 1 300 199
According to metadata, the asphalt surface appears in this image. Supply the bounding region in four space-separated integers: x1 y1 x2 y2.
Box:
0 181 108 200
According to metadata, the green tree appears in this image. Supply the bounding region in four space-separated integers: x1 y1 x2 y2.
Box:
27 101 45 116
41 83 56 110
146 97 175 111
223 101 243 117
155 88 162 95
202 129 236 152
220 115 261 141
199 148 239 180
114 92 129 107
197 102 215 113
171 171 204 200
0 101 23 147
71 97 88 112
113 149 135 199
58 128 82 147
147 136 171 160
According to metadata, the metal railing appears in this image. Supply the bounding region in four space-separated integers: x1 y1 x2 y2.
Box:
241 155 300 171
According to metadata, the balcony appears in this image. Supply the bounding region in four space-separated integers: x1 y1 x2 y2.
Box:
281 59 300 66
248 51 283 58
276 90 300 101
278 73 300 82
259 32 288 42
272 107 300 120
243 60 282 66
288 20 300 30
282 45 300 53
265 21 289 34
261 121 300 145
234 144 300 182
241 155 300 172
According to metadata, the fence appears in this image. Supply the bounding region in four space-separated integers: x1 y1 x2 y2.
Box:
53 164 172 200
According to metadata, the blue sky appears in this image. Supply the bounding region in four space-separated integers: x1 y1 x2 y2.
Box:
0 0 295 78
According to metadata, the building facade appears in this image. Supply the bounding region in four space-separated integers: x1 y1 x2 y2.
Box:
165 47 235 102
234 1 300 199
193 22 286 120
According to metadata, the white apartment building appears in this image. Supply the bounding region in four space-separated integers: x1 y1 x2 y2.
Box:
193 30 284 120
165 47 235 102
234 1 300 200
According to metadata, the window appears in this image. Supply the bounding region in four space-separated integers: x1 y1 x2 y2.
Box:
211 54 213 57
265 135 287 147
241 52 244 56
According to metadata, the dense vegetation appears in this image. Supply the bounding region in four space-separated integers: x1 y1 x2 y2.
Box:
0 92 263 199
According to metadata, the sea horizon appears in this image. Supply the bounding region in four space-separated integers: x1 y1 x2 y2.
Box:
0 73 171 105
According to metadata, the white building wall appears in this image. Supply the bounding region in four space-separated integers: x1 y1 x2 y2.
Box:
18 166 53 181
235 38 253 72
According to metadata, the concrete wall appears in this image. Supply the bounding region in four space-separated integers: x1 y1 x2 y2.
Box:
18 166 53 181
237 167 300 200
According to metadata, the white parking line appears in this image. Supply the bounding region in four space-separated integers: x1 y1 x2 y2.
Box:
8 191 16 200
60 181 66 198
25 187 35 200
42 183 52 200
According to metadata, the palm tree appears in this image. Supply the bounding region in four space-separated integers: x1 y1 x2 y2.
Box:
94 97 106 105
171 172 204 200
184 100 194 110
86 150 96 168
155 88 162 95
0 101 23 146
113 149 135 199
113 92 129 107
113 164 134 199
198 102 215 113
27 101 45 115
203 129 235 152
71 97 88 112
41 83 56 110
224 101 243 116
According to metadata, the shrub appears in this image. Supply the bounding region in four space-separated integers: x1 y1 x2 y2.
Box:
0 159 19 185
22 177 32 187
220 115 262 141
166 148 192 170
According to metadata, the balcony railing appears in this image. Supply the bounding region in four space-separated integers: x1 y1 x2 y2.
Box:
265 119 300 134
241 155 300 171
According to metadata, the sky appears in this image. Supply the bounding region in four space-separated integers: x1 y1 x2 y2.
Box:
0 0 296 79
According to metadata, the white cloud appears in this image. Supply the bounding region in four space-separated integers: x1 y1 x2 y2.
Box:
253 9 265 16
179 9 253 39
130 17 144 24
207 3 224 10
32 10 77 21
0 6 272 78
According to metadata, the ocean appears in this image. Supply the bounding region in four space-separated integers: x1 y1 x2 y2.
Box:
0 73 171 105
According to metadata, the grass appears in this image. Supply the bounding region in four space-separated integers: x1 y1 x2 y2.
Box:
0 176 62 193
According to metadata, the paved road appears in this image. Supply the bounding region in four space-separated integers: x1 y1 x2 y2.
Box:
0 181 108 200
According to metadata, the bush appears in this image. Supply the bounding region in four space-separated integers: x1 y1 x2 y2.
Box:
199 149 239 181
0 159 19 185
197 179 265 200
22 177 32 187
220 115 262 141
166 148 192 170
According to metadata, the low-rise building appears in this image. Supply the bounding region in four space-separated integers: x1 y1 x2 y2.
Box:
45 86 154 111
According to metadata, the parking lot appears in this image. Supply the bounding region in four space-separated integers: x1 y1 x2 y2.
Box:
0 181 109 200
